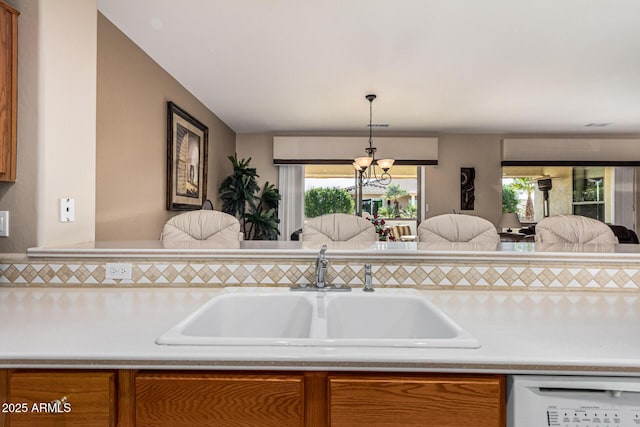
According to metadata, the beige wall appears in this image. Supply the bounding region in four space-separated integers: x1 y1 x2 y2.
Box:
39 0 97 246
235 134 278 189
0 0 97 251
96 14 235 240
424 134 503 225
0 0 38 253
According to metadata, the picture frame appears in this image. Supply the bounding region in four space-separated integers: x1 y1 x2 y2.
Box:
460 167 475 210
166 102 208 210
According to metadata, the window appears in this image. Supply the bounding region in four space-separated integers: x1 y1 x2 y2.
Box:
502 166 635 228
303 165 418 220
572 166 605 221
501 176 536 222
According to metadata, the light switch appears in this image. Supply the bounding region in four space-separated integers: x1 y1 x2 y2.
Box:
59 198 75 222
0 211 8 237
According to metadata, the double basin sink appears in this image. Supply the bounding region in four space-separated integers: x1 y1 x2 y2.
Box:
156 288 479 348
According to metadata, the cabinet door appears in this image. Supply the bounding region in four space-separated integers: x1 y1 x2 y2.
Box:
0 0 18 182
328 374 505 427
135 371 305 427
6 371 116 427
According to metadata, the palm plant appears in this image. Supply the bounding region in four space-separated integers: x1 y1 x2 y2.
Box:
511 178 535 221
219 154 281 240
384 184 408 218
245 182 280 240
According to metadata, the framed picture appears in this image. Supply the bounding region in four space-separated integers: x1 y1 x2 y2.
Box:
166 102 208 210
460 167 475 210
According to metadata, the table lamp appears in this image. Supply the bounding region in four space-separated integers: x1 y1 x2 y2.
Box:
498 212 522 233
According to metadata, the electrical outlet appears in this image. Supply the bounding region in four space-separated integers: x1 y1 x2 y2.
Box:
105 263 132 280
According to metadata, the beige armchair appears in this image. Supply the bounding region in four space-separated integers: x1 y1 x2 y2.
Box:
301 213 376 242
162 210 242 241
535 214 618 244
418 214 499 244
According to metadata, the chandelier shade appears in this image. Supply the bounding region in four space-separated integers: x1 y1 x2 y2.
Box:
376 158 395 171
354 156 374 169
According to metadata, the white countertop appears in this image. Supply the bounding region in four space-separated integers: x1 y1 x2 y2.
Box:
24 239 640 264
2 287 639 374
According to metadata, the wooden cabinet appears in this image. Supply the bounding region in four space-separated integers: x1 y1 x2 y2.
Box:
1 369 505 427
2 370 117 427
134 371 504 427
135 371 305 427
328 373 505 427
0 0 18 182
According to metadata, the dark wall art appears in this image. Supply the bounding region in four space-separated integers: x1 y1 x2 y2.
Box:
166 102 208 210
460 167 475 210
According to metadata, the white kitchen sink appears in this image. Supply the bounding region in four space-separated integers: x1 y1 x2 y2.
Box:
324 293 479 347
156 290 314 345
156 287 479 348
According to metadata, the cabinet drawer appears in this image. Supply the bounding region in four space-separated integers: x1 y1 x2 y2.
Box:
328 374 505 427
135 372 304 427
6 371 116 427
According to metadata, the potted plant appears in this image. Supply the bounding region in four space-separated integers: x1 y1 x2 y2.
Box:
219 154 281 240
368 214 395 241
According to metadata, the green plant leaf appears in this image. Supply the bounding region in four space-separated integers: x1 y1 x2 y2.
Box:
219 154 280 240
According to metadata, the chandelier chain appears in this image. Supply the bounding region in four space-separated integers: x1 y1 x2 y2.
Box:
354 94 393 216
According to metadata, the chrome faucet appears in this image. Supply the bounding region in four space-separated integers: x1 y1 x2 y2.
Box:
316 259 328 288
315 245 328 288
290 245 351 292
363 263 374 292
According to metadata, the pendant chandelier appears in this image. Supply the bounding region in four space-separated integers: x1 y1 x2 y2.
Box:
352 94 394 216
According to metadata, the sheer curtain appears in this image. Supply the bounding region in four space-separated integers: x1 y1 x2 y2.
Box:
614 167 636 232
278 165 304 240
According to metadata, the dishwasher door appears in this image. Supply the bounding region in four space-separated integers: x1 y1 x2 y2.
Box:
507 375 640 427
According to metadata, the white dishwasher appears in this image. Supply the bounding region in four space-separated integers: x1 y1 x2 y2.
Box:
507 375 640 426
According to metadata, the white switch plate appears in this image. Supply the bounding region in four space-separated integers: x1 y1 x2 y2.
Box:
0 211 8 237
105 263 132 280
59 198 75 222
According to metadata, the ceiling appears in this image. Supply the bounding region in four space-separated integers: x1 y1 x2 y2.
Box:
98 0 640 134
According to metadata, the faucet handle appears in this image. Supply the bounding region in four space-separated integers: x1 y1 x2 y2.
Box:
363 263 374 292
316 244 328 269
316 258 329 287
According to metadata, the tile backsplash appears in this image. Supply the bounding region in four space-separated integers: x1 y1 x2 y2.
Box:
1 256 638 291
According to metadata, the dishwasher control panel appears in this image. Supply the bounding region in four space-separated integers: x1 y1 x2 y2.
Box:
508 375 640 427
545 405 640 426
